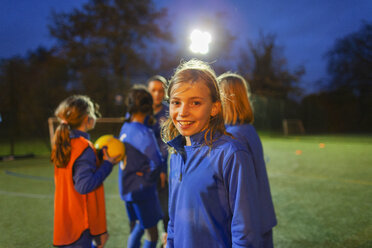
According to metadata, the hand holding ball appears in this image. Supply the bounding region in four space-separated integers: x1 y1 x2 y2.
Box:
94 135 125 164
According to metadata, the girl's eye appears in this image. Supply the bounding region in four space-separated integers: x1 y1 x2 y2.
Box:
170 100 180 105
192 101 201 106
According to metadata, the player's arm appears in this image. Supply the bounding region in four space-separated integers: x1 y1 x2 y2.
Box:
73 147 114 194
141 131 163 182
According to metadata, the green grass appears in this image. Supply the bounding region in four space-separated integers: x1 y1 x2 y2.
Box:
0 156 130 247
261 134 372 248
0 134 371 247
0 138 51 157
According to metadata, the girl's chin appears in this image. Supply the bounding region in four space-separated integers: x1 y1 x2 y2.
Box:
176 128 194 137
175 123 208 138
176 128 201 138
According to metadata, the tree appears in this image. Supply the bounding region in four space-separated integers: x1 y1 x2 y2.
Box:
300 89 360 133
48 0 173 115
325 21 372 130
238 32 304 99
0 57 26 152
0 48 70 141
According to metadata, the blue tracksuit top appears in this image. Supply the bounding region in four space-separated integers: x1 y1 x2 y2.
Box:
118 122 162 201
146 102 169 173
226 124 277 233
166 131 262 248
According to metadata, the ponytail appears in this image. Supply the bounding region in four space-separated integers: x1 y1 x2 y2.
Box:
50 95 100 168
51 123 71 168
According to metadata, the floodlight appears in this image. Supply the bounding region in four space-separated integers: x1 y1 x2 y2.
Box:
189 29 211 54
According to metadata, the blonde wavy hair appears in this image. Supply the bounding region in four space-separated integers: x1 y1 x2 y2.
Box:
217 72 254 125
161 59 226 147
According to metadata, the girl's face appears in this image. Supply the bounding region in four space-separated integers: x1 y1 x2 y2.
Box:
169 81 219 145
148 80 165 107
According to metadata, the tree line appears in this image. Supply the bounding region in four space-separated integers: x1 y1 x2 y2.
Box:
1 0 371 143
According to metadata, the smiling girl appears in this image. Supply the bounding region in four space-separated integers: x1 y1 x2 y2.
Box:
162 59 262 248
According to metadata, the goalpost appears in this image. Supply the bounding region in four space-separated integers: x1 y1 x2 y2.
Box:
48 117 125 147
282 119 305 136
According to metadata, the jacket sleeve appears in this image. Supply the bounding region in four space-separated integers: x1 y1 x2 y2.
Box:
73 146 114 194
223 149 262 248
141 130 163 183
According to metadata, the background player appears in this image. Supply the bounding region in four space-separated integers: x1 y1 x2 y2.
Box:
218 72 277 247
51 95 119 248
118 86 163 248
146 75 169 246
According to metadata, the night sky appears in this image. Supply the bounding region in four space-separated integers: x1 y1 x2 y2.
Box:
1 0 371 94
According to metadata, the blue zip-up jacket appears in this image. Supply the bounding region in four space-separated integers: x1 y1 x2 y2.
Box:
146 102 169 173
118 122 162 201
226 124 277 234
166 131 262 248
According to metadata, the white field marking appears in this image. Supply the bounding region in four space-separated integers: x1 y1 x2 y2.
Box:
0 190 52 199
0 190 120 199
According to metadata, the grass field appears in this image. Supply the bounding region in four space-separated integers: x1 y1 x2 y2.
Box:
0 134 371 247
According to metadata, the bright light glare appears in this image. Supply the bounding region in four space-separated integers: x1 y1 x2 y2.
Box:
189 29 211 54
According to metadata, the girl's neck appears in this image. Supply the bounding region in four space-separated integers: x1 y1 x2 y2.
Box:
131 112 146 124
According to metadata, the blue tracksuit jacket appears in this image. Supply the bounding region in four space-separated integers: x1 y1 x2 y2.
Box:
118 122 162 201
166 131 262 248
226 124 277 234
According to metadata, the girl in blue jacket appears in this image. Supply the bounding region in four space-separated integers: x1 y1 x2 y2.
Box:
118 86 163 248
218 72 277 248
162 59 262 248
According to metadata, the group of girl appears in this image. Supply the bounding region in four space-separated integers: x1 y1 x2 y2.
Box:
51 59 276 248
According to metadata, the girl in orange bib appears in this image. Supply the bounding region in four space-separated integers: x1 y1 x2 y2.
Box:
51 95 120 248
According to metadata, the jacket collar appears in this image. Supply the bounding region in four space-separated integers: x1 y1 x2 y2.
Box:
70 129 90 140
167 130 222 152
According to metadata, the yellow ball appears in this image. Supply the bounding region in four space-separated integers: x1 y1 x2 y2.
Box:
94 134 114 148
94 134 125 160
